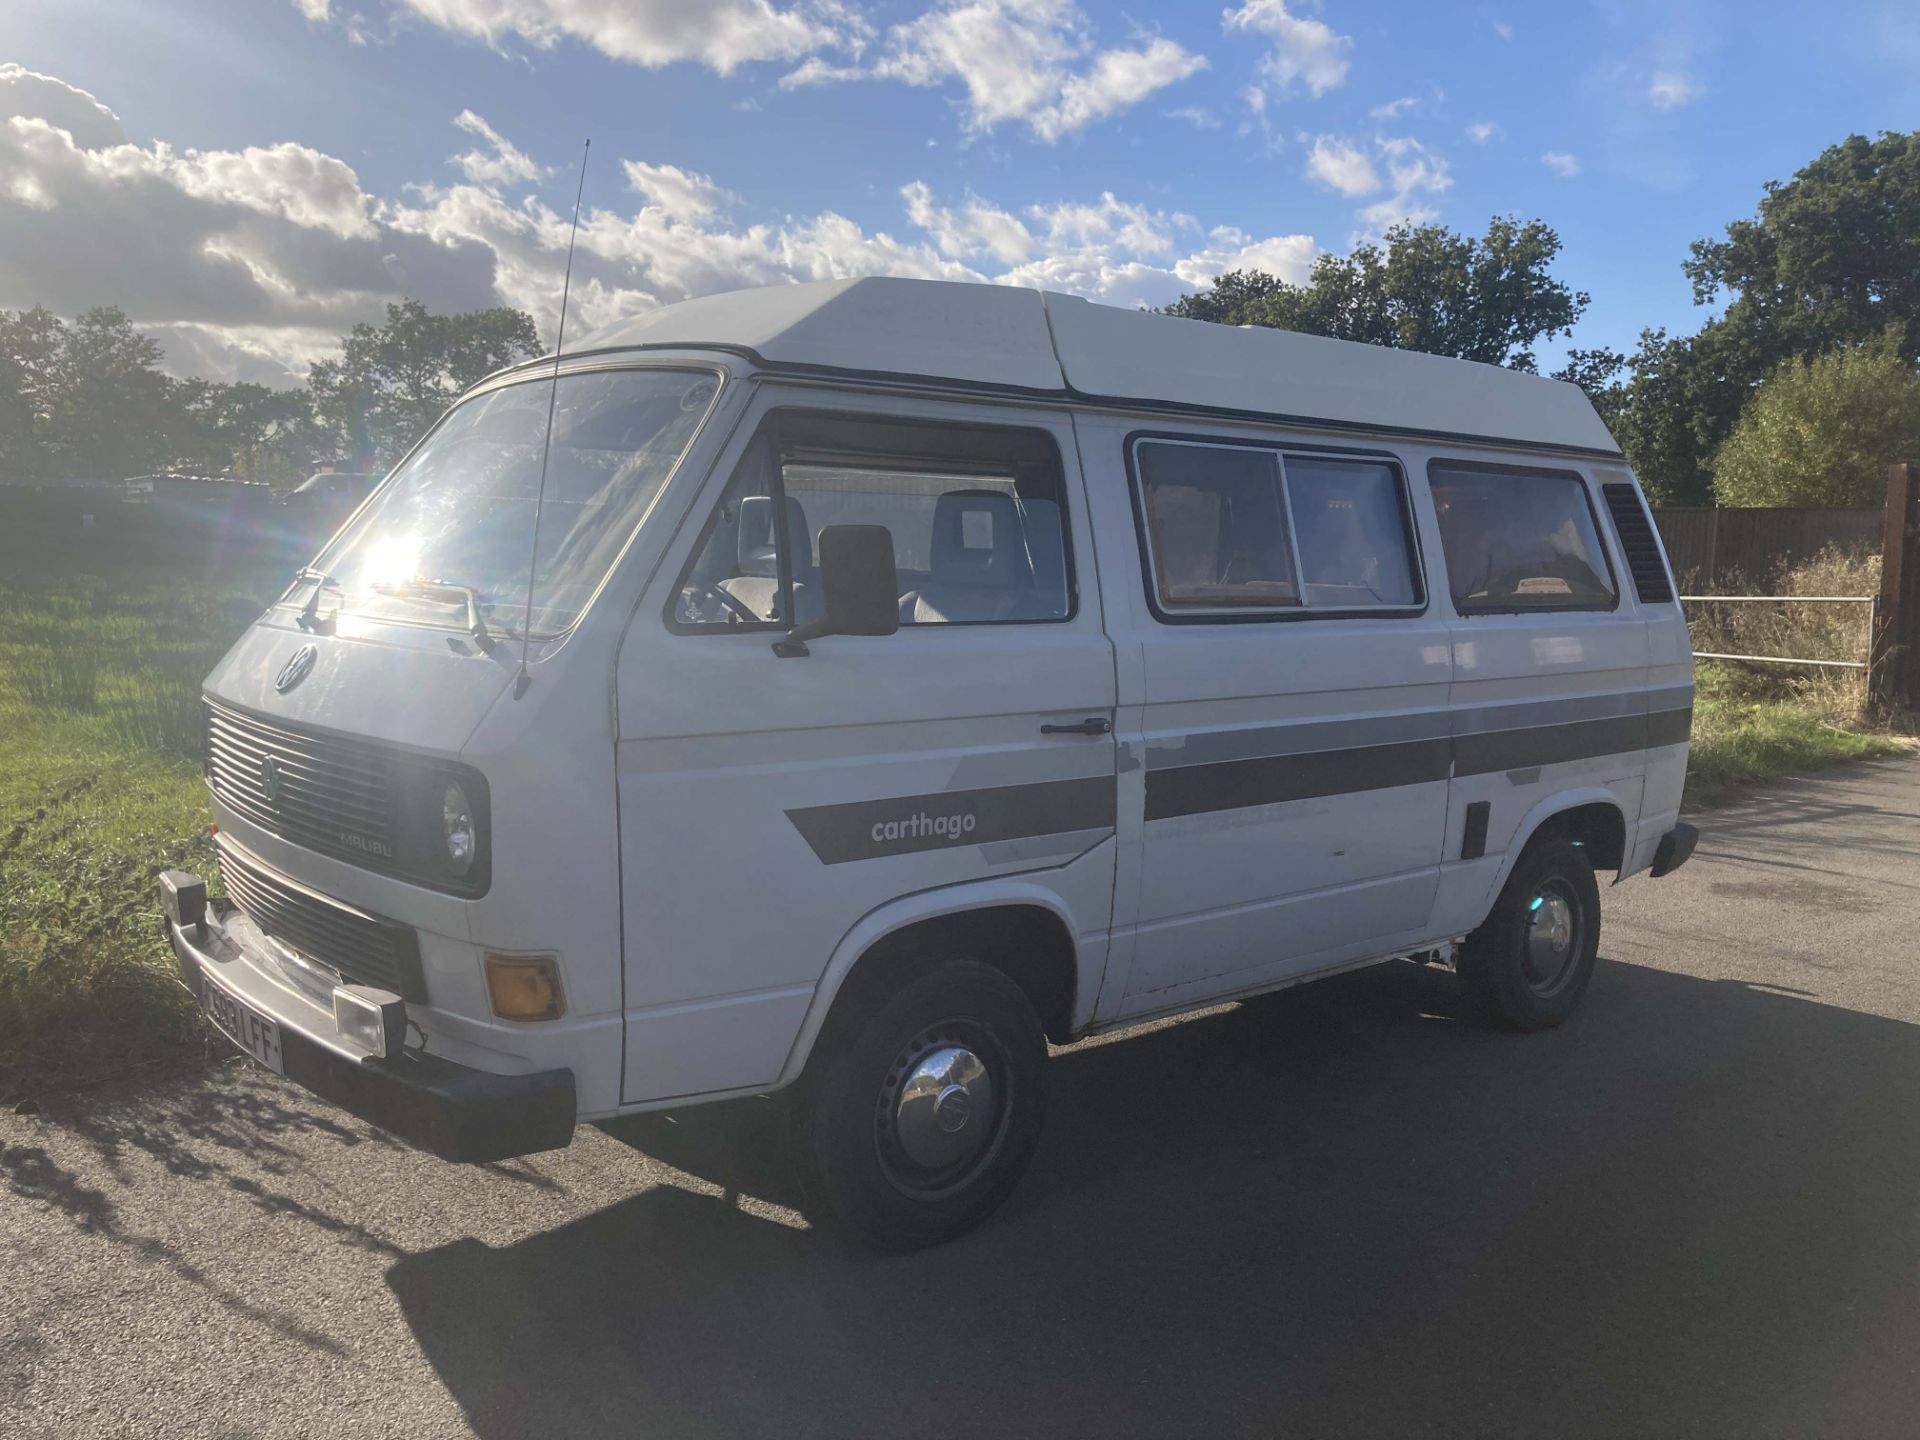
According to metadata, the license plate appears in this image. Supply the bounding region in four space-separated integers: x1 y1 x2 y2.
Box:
199 967 285 1075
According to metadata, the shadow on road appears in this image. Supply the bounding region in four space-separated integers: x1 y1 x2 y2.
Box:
386 956 1920 1438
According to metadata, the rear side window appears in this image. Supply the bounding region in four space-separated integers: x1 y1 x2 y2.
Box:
1428 462 1617 614
673 412 1073 630
1132 439 1422 617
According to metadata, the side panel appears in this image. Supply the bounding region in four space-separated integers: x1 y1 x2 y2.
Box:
1074 412 1454 1013
1422 452 1670 940
613 387 1119 1105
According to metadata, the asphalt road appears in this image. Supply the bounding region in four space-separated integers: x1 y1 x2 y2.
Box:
6 754 1920 1439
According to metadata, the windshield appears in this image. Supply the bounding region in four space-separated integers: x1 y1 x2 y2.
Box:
295 367 718 635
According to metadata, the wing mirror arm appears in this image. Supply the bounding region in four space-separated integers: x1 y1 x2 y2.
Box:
772 524 899 658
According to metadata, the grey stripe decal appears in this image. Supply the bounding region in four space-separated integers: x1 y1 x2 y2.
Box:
1454 711 1660 777
1147 737 1452 822
788 692 1695 861
1144 701 1694 824
787 776 1115 865
1147 708 1451 769
1452 689 1645 736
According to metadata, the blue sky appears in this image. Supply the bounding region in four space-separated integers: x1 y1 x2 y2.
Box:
2 0 1916 384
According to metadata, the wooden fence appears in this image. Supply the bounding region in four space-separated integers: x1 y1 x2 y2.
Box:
1650 505 1883 590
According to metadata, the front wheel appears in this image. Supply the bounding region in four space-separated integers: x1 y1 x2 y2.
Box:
790 959 1048 1249
1457 837 1600 1031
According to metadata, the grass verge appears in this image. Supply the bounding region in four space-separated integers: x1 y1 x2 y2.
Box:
1685 662 1909 809
0 718 221 1098
0 513 291 1099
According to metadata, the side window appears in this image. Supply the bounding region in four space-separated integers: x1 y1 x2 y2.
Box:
1136 442 1296 609
1428 463 1616 614
674 412 1073 630
1286 457 1421 607
1133 439 1421 617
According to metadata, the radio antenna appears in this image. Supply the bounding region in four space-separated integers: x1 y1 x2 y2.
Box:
513 137 590 700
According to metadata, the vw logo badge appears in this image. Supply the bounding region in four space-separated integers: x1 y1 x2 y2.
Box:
274 643 317 694
260 754 281 804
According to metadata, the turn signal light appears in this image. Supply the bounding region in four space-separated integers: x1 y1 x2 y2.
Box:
484 952 565 1021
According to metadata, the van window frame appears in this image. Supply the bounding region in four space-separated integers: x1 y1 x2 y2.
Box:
665 405 1082 635
1424 456 1622 617
1123 430 1429 625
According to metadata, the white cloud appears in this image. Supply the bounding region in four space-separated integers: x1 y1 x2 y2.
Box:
1490 15 1513 41
900 180 1034 264
1167 106 1219 129
1465 120 1498 145
1358 136 1452 229
2 65 1329 380
623 160 737 222
1304 135 1380 197
1541 150 1580 178
292 0 334 20
0 65 125 150
870 0 1206 142
1028 193 1180 255
1369 96 1416 120
1648 70 1704 109
1224 0 1353 99
370 0 857 74
996 218 1315 311
450 110 546 186
777 56 868 88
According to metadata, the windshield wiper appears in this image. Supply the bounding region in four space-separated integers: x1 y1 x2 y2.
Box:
371 578 501 650
292 567 338 633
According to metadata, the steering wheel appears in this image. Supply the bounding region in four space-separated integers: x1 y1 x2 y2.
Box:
686 580 764 626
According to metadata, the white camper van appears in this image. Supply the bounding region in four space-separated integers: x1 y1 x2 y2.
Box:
160 277 1697 1247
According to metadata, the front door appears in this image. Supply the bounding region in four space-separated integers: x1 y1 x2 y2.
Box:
1075 416 1455 1017
613 389 1118 1104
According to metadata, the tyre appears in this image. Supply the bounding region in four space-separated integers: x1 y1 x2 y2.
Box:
1457 836 1600 1032
790 959 1048 1249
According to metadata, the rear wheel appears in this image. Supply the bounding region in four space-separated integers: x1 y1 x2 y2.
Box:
1458 837 1600 1031
790 959 1048 1249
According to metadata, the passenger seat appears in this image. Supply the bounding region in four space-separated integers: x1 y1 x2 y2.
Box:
900 490 1063 624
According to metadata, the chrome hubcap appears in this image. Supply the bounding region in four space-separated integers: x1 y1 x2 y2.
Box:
892 1043 995 1171
875 1024 1008 1197
1522 885 1580 994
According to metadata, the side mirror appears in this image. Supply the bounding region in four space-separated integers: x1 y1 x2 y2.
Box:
775 524 899 657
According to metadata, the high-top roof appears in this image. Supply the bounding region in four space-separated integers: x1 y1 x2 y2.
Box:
568 276 1621 457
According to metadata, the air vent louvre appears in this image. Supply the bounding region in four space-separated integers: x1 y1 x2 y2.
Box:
1601 482 1675 605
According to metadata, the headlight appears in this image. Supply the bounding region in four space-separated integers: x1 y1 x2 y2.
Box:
442 782 477 875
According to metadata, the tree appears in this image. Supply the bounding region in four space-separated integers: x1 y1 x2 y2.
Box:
1711 333 1920 507
1611 130 1920 500
0 307 69 479
1164 217 1589 372
40 307 174 479
308 299 541 467
168 379 330 485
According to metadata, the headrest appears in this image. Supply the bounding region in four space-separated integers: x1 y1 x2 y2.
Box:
735 495 812 578
929 489 1025 588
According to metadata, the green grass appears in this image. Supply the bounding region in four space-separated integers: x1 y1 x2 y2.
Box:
0 512 291 1099
1684 663 1909 809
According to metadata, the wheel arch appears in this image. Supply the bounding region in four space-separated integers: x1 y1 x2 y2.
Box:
1490 788 1632 900
777 883 1091 1087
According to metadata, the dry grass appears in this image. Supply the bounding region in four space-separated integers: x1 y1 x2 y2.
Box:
1683 547 1882 729
1681 547 1912 806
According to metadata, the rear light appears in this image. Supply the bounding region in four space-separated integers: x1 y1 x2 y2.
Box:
484 953 566 1021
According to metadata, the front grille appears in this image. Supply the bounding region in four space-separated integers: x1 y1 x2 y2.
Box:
204 699 491 896
217 837 426 1002
207 701 398 867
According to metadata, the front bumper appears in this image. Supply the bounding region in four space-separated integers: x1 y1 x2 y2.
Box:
164 881 575 1163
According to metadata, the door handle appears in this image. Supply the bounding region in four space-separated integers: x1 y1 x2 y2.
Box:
1041 717 1112 736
